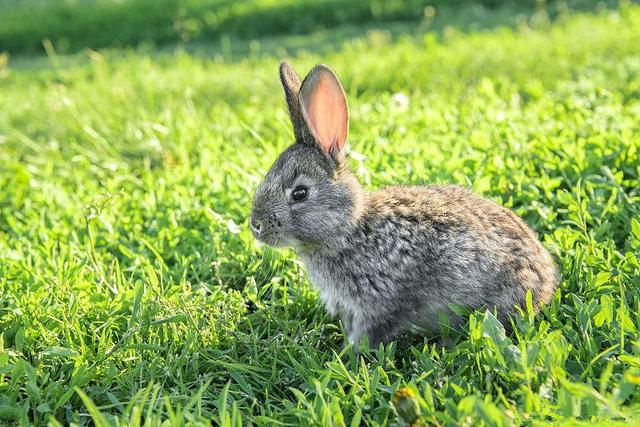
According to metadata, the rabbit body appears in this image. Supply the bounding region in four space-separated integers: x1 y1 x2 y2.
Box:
300 184 557 345
250 62 558 346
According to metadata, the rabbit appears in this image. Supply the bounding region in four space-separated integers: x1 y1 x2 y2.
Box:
249 61 559 347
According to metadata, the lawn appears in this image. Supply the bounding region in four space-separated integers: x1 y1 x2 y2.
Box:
1 0 640 425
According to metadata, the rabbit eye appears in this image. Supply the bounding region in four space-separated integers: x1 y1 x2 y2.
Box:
291 185 308 202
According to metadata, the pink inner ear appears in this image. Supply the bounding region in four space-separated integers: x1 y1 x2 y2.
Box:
300 68 348 155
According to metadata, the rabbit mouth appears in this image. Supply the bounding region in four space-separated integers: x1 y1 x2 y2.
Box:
249 210 290 247
250 227 287 248
253 227 303 249
259 235 289 249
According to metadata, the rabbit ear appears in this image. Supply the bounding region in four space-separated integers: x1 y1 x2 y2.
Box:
299 64 349 160
279 61 309 143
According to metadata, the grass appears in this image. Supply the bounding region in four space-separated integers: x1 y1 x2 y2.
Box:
0 0 619 54
1 1 640 426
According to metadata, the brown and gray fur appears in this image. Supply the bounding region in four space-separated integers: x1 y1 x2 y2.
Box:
250 62 559 347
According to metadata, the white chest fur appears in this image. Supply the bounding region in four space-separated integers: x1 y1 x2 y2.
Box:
303 258 372 344
306 263 346 316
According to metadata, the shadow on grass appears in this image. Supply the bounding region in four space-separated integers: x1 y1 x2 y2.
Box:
180 0 617 61
7 0 620 72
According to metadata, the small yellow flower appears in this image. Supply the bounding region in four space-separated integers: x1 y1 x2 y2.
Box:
392 387 421 425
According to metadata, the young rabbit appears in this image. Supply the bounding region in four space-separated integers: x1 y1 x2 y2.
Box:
250 61 558 347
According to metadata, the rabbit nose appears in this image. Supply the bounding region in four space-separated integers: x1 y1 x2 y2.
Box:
250 214 263 233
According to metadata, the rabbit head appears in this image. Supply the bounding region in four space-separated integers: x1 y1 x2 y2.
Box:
250 62 364 251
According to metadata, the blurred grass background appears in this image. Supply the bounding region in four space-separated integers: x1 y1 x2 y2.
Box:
0 0 620 54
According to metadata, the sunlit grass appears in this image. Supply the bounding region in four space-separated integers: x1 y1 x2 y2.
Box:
1 3 640 426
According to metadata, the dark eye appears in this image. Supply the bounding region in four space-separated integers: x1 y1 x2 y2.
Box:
291 185 308 202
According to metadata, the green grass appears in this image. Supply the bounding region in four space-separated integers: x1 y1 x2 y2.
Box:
0 0 619 54
1 2 640 426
